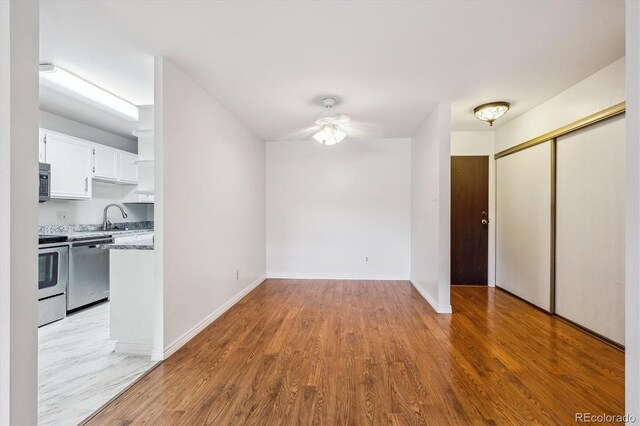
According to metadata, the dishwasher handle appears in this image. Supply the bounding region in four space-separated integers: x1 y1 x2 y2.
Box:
71 238 114 248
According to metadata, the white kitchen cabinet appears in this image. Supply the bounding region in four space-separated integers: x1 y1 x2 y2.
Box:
123 192 154 204
40 127 141 199
140 193 154 202
136 232 154 243
114 235 137 244
39 129 46 163
43 130 93 200
93 145 119 181
119 152 138 184
114 232 153 244
110 249 155 356
92 147 137 184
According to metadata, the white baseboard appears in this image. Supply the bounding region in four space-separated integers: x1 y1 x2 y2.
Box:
163 275 266 360
488 280 496 287
410 280 452 314
115 342 153 356
151 348 164 362
266 274 410 281
437 303 453 314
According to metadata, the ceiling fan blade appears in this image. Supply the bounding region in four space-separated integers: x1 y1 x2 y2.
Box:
328 113 351 123
338 119 382 138
281 124 320 141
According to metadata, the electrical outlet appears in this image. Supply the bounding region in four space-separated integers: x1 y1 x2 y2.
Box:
365 257 369 262
56 211 68 223
236 270 239 280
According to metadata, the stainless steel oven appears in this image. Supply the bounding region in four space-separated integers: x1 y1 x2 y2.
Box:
38 240 68 326
39 162 50 203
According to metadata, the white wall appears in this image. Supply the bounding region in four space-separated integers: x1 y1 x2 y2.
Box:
495 57 624 153
40 110 137 153
411 103 452 313
626 0 640 418
157 57 266 356
0 1 39 423
451 131 494 156
451 131 495 285
266 138 411 280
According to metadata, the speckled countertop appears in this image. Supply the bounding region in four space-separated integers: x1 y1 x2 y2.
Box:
39 221 154 241
100 241 154 250
51 228 154 241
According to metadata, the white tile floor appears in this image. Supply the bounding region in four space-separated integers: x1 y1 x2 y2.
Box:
38 302 156 426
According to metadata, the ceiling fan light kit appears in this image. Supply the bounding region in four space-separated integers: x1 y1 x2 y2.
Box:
313 122 347 145
473 101 510 126
312 97 347 145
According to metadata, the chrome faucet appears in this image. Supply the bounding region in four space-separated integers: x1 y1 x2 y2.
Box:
102 203 128 230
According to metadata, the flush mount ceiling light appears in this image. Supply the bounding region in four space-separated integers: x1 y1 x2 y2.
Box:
473 101 510 126
312 98 347 145
39 64 139 121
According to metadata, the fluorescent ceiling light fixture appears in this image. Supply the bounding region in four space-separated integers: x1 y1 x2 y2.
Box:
313 123 346 145
39 64 138 121
473 101 510 126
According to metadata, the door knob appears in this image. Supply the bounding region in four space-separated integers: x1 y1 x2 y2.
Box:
481 218 489 225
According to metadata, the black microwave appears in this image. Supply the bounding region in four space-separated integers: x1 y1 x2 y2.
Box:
39 162 50 203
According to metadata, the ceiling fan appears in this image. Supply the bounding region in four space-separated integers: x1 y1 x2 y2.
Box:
312 97 347 145
289 97 376 145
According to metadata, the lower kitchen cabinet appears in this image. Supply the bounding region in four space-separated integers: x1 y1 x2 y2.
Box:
109 247 156 356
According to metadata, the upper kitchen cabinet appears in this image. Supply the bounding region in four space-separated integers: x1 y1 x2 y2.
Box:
43 130 93 200
119 152 138 184
39 129 46 163
42 128 138 196
92 147 138 184
93 145 119 181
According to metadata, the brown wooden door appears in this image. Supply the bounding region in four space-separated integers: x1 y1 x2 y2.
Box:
451 156 489 285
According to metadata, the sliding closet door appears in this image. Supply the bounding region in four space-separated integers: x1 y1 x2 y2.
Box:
496 141 552 311
555 115 625 345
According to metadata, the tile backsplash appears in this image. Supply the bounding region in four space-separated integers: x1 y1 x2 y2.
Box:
39 183 153 226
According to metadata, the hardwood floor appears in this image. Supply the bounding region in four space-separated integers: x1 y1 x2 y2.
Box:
87 280 624 425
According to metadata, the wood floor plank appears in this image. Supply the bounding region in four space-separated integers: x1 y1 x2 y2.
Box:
86 280 624 425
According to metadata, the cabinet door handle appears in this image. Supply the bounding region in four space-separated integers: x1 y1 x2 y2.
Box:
85 177 88 192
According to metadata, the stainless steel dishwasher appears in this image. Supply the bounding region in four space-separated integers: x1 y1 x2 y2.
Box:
68 236 113 311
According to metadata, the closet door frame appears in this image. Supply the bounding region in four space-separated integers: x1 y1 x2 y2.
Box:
494 102 625 348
